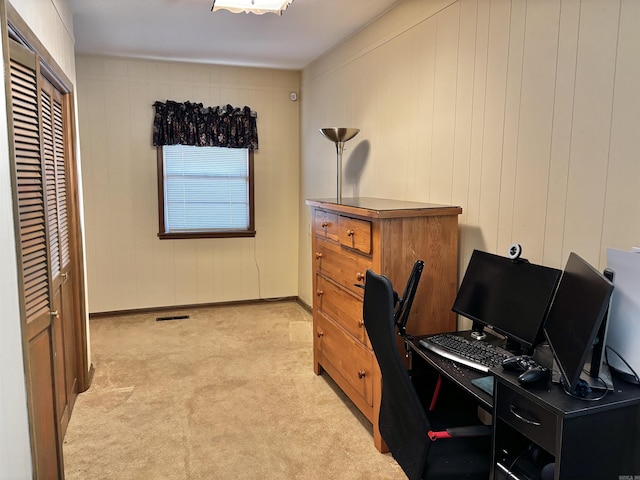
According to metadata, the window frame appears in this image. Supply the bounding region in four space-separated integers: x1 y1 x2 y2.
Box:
156 146 255 239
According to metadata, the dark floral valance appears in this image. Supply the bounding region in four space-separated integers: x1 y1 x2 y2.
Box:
152 100 258 150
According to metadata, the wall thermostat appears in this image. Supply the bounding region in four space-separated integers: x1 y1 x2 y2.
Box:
290 92 298 101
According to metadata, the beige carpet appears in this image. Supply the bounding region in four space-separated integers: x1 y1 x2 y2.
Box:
63 301 406 479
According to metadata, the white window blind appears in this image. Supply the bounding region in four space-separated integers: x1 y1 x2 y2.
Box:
163 145 249 232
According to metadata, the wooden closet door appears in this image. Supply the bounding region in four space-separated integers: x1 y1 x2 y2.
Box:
8 39 64 479
41 76 77 437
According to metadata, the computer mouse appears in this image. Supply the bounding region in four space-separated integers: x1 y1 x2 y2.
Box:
518 366 550 385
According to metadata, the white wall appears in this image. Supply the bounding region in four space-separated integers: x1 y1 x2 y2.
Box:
2 0 79 476
76 57 300 313
298 0 640 325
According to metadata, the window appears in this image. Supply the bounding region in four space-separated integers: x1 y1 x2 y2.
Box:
157 145 255 239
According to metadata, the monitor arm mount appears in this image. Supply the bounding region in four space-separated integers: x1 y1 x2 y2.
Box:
356 260 425 359
394 260 425 340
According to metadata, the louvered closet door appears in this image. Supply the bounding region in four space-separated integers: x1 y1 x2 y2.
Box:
41 76 77 436
9 39 63 479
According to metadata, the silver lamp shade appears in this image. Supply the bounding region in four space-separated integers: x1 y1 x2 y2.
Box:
319 127 360 203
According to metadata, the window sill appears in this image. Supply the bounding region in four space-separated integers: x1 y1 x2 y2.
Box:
158 230 256 240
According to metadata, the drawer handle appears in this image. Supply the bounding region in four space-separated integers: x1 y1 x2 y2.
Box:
356 272 365 281
317 331 324 338
316 290 323 297
509 405 541 426
347 229 355 236
358 370 366 379
321 222 328 228
315 252 323 260
358 319 364 327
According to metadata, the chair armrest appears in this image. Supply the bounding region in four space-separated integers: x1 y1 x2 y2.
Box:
447 425 491 438
428 425 491 441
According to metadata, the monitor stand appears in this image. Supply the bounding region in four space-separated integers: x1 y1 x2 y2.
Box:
470 321 486 341
550 355 614 391
579 267 614 391
583 358 614 391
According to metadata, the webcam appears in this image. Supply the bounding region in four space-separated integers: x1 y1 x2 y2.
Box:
507 243 522 260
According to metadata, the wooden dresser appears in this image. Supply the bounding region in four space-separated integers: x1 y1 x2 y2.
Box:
306 197 462 452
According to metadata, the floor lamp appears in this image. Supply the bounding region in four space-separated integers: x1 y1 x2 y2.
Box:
319 127 360 203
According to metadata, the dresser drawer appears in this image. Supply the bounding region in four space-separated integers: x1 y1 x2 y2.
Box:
315 274 369 346
316 312 374 407
313 210 339 242
496 382 558 453
314 238 372 296
338 216 372 254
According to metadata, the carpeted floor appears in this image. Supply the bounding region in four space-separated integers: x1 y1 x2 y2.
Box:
63 301 406 479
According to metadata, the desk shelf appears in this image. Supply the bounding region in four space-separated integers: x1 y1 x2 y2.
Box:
492 369 640 480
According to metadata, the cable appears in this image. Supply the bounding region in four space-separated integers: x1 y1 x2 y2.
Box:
605 345 640 384
559 373 609 401
253 237 262 298
252 236 289 302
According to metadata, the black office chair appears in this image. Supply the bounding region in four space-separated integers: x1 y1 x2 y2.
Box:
363 269 491 480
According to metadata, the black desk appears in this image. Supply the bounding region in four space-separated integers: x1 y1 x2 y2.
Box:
407 331 640 480
408 330 497 411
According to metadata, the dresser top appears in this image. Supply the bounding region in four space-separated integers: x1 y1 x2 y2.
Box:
306 197 462 219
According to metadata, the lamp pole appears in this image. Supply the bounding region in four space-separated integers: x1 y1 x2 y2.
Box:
319 127 360 204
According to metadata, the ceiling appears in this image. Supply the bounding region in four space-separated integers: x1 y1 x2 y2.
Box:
65 0 403 70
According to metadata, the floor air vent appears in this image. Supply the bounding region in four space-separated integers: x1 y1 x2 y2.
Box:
156 315 190 322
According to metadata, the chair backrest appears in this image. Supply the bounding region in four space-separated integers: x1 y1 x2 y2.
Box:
363 269 431 480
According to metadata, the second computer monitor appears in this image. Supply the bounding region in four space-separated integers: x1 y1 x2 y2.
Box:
453 250 562 351
543 252 614 394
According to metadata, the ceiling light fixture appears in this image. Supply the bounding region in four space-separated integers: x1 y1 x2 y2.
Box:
211 0 294 15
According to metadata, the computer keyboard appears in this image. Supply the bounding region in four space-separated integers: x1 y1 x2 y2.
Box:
419 333 514 372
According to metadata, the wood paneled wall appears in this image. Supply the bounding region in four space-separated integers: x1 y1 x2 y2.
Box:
76 57 300 313
298 0 640 325
10 0 76 79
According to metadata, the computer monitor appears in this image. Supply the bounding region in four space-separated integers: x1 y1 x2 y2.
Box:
453 250 562 352
543 252 614 394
